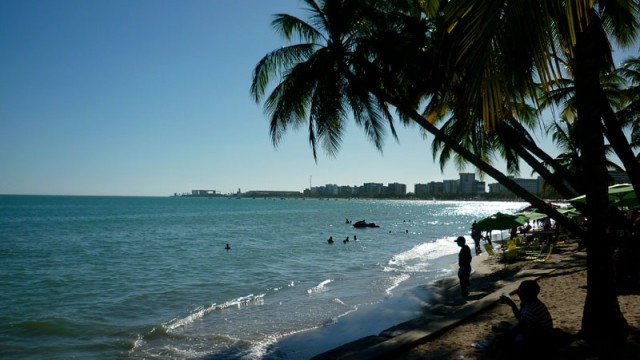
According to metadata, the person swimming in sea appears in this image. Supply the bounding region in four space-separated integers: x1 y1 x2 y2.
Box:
327 236 334 244
225 243 231 250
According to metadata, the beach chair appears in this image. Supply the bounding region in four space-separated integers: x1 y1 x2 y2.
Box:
484 243 496 256
502 241 519 262
525 248 543 260
513 236 524 246
534 244 554 262
502 247 518 262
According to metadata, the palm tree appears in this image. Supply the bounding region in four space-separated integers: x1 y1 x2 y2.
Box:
426 94 582 198
545 118 626 180
251 0 401 162
251 0 578 235
538 62 640 193
617 56 640 157
440 0 638 353
252 0 637 353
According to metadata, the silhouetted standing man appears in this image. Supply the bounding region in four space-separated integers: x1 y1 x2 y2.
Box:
456 236 472 297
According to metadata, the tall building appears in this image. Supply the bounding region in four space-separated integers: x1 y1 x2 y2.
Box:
443 179 459 193
488 176 543 194
387 182 407 196
427 181 444 194
363 182 384 195
459 173 476 194
338 185 355 195
414 183 429 196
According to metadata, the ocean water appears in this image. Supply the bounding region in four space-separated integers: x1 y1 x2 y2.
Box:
0 195 526 359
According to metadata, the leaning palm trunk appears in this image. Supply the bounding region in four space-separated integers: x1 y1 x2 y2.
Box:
573 24 629 356
507 141 577 198
601 99 640 193
495 123 580 198
501 122 585 194
339 63 584 238
251 1 629 354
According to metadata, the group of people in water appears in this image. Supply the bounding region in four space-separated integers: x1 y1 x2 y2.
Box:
327 235 357 244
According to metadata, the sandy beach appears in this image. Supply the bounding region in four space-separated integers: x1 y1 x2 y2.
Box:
392 242 640 359
313 241 640 359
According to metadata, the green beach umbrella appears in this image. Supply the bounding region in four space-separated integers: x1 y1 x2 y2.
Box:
516 207 582 221
557 207 582 218
569 184 636 207
514 211 548 222
474 212 529 231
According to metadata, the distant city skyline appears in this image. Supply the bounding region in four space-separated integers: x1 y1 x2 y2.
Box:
1 2 637 196
189 172 548 197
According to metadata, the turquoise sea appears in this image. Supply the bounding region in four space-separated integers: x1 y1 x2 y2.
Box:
0 195 526 359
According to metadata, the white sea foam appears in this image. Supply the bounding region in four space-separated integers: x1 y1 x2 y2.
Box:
164 294 265 331
243 334 279 360
386 237 458 273
245 314 356 360
307 279 333 294
385 273 410 295
128 334 145 355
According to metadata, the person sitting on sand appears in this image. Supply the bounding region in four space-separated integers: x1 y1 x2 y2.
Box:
494 280 553 357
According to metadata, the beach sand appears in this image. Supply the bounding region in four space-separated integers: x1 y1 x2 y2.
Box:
391 242 640 359
310 241 640 359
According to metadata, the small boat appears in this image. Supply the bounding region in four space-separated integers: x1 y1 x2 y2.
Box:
353 220 379 228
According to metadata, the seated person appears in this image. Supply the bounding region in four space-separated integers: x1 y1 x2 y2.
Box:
493 280 553 358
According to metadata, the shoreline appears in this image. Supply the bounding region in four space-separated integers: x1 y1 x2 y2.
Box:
272 250 499 359
307 241 640 359
306 251 507 359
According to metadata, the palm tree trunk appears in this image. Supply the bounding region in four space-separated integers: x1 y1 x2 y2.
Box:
510 141 577 198
408 107 583 235
573 24 628 356
342 66 585 238
496 123 580 198
503 122 585 194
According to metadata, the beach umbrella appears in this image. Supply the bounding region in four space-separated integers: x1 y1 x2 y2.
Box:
474 212 529 231
516 207 581 222
569 184 636 207
556 207 582 218
514 211 548 222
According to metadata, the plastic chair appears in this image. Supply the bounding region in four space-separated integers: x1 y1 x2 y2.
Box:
534 244 554 262
502 247 518 262
484 243 495 256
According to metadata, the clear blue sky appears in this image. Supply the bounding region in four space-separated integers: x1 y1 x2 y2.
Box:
0 1 637 196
